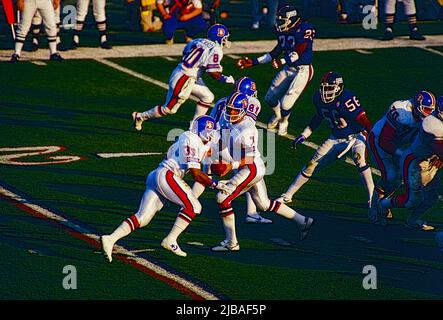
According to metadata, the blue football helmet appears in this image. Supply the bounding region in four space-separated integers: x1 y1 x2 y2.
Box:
207 24 231 48
320 71 344 103
190 115 217 142
235 77 257 98
436 96 443 121
224 92 249 123
276 4 301 32
412 90 436 119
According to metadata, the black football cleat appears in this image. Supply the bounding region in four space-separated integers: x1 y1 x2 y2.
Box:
49 53 64 61
410 30 426 41
71 40 79 50
10 53 20 62
100 41 112 50
381 30 394 41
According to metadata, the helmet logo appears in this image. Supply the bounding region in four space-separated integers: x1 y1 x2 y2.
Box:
217 28 225 37
205 120 214 130
251 82 256 91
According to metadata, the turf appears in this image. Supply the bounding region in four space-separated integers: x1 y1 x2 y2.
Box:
1 46 443 299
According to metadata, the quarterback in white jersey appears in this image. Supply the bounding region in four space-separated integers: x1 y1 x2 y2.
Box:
209 92 314 252
131 24 235 131
101 116 234 260
378 105 443 230
368 91 436 223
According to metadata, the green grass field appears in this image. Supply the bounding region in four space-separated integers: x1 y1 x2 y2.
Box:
1 42 443 300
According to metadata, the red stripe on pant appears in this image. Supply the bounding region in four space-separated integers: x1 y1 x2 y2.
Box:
392 154 416 208
368 132 387 183
220 163 257 208
166 74 189 110
165 170 195 215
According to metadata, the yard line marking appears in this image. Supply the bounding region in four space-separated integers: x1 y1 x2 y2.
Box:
96 152 164 158
419 47 443 57
162 56 176 61
95 58 381 176
0 183 222 300
355 49 372 55
30 61 47 66
227 54 242 59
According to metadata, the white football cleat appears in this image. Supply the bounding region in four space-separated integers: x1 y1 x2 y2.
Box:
161 238 187 257
211 239 240 252
101 235 115 263
277 120 289 136
299 217 314 241
276 193 292 204
132 111 144 131
246 213 273 224
267 115 281 129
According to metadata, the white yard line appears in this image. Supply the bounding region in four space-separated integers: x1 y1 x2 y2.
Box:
30 61 47 66
95 58 381 176
355 49 373 55
0 184 221 300
418 46 443 57
96 152 164 158
1 35 442 61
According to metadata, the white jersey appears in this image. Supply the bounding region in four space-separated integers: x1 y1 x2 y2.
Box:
407 115 443 159
371 100 421 154
226 117 261 162
160 131 209 178
178 38 223 79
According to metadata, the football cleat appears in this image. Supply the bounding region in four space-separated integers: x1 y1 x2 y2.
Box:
71 40 79 50
10 53 20 63
382 29 394 41
277 120 289 136
101 235 115 263
410 29 426 41
267 115 281 129
31 40 39 52
100 41 112 50
405 220 435 231
211 239 240 252
276 193 292 204
300 217 314 241
132 112 144 131
49 53 64 61
246 213 273 224
161 238 187 257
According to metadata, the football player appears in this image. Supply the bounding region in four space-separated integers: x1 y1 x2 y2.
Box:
367 91 436 223
193 77 273 224
278 72 375 209
132 23 235 130
101 115 234 260
236 4 315 136
377 97 443 230
210 92 314 251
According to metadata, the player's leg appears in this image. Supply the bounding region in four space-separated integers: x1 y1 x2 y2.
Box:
183 15 207 43
403 0 425 40
101 171 164 262
191 78 214 119
38 1 59 57
93 0 111 48
31 12 42 51
351 135 375 209
133 70 195 130
278 65 314 136
72 0 90 48
264 68 292 129
54 5 63 50
279 137 338 202
244 191 273 224
213 163 261 251
383 0 396 40
249 179 313 240
13 0 38 60
157 169 202 257
162 15 179 44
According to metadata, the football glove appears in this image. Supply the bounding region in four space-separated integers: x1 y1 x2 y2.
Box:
292 134 306 149
236 56 254 69
216 180 236 195
430 156 443 169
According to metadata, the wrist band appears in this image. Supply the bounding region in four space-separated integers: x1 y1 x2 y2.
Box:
231 161 240 170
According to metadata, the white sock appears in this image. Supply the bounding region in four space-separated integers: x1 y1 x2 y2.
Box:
192 182 206 198
166 217 190 242
275 203 305 225
222 214 238 243
100 34 107 43
245 192 257 214
142 106 163 120
194 104 209 118
359 168 375 208
285 172 310 199
109 221 132 243
15 42 24 56
49 41 57 55
73 34 79 44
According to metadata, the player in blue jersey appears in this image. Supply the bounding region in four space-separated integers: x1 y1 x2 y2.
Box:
277 71 375 209
236 4 315 136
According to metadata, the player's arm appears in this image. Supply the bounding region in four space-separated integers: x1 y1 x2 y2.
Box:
17 0 24 12
53 0 60 10
189 168 218 187
292 113 322 149
180 0 203 21
156 0 171 19
236 43 282 69
355 111 373 137
207 71 235 84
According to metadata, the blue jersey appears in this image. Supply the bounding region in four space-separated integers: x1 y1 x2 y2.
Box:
277 21 315 67
313 89 366 139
